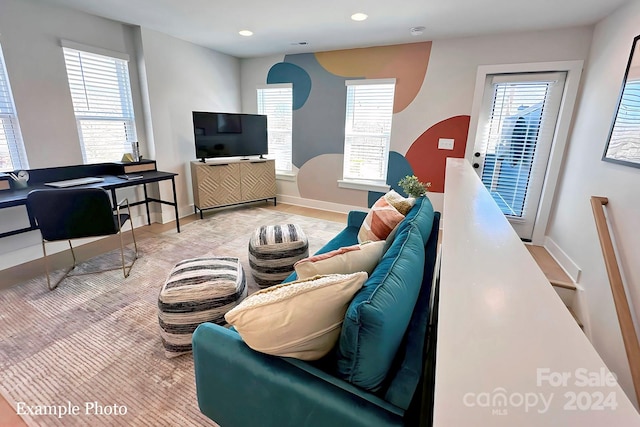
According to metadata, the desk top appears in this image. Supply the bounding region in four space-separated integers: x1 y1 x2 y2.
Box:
0 170 177 209
433 159 640 426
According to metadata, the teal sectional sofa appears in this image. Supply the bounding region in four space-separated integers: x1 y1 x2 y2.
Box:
193 197 440 427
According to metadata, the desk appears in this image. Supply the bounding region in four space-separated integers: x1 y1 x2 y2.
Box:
0 162 179 239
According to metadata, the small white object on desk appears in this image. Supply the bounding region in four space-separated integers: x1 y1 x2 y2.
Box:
45 177 104 188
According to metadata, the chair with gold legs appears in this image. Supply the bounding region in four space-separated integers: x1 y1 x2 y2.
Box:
26 187 138 290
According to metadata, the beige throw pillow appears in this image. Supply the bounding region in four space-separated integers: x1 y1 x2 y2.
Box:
384 189 416 216
225 272 368 360
294 241 386 279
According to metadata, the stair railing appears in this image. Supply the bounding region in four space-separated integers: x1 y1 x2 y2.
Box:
590 196 640 406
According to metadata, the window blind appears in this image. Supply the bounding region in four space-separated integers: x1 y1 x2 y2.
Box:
257 84 293 173
343 79 395 183
0 43 27 172
63 47 137 164
477 74 563 218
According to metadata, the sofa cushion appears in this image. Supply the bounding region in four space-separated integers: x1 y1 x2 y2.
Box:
358 196 405 243
384 212 440 410
294 241 386 279
336 223 426 391
225 272 368 361
394 196 435 245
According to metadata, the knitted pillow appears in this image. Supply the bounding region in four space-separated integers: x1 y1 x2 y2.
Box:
384 190 415 215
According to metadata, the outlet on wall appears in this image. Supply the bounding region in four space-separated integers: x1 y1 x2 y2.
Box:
438 138 455 150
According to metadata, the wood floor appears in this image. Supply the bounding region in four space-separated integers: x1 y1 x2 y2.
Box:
0 202 347 425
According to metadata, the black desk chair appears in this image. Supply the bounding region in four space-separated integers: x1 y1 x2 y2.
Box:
26 187 138 290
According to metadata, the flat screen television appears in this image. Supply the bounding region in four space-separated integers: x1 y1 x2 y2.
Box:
192 112 268 161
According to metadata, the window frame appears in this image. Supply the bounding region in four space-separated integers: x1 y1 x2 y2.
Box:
466 61 583 245
0 43 28 172
339 78 395 192
256 83 293 175
61 40 138 165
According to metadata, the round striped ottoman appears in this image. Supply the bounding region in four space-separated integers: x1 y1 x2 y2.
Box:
248 224 309 288
158 256 247 358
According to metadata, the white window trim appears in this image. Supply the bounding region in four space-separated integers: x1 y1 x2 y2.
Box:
340 78 396 190
276 171 297 181
466 61 583 245
257 83 293 174
338 179 390 193
0 42 28 171
60 39 129 61
63 44 137 164
256 83 292 90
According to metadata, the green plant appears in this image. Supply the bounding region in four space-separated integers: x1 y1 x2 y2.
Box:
398 175 431 198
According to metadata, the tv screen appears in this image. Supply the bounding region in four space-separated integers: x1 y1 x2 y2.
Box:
193 112 268 160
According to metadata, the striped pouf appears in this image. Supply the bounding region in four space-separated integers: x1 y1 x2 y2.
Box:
248 224 309 288
158 257 247 358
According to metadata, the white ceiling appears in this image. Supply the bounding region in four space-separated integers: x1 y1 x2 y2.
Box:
36 0 630 58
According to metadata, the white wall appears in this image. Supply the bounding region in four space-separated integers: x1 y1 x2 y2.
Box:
0 0 242 270
135 28 241 220
547 0 640 405
0 0 148 268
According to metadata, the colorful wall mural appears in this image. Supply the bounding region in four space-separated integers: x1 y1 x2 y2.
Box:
262 42 471 207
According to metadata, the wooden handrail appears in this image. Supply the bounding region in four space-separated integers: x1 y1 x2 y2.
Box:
590 196 640 406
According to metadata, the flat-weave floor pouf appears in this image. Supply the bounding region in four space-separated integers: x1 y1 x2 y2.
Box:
248 224 309 288
158 256 247 358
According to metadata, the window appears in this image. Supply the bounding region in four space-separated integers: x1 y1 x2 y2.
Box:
257 84 293 173
342 79 395 185
0 43 27 171
63 43 137 164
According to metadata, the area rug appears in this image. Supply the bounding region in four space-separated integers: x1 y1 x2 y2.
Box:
0 206 346 426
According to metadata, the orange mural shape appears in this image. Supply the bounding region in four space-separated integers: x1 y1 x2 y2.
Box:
405 116 471 193
315 42 432 113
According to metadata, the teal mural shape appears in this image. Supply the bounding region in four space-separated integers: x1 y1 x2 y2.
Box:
266 62 312 110
367 151 414 207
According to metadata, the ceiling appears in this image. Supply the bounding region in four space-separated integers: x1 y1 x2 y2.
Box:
36 0 630 58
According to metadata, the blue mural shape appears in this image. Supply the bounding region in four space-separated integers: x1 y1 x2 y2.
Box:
367 151 415 207
266 62 312 110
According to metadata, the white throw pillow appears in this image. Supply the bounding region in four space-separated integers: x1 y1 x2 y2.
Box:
225 272 368 360
294 241 386 280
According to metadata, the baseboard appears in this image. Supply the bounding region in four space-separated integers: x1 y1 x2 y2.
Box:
276 194 367 214
544 236 582 283
572 284 592 340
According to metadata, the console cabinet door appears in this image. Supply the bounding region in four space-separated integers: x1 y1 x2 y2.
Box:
192 162 242 208
240 160 276 201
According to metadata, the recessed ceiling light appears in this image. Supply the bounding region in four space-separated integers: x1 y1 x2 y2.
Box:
410 26 425 36
239 30 253 37
351 13 368 22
